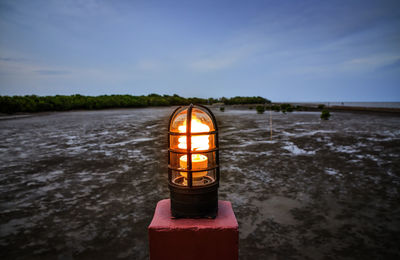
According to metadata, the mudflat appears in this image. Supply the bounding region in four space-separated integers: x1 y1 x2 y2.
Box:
1 107 399 259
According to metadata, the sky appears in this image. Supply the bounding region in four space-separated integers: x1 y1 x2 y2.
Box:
0 0 399 101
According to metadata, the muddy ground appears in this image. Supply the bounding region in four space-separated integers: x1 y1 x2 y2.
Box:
0 107 399 259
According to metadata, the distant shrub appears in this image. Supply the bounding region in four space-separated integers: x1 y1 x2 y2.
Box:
220 107 225 112
271 105 280 112
248 106 253 109
280 103 293 113
318 104 325 109
321 109 331 120
0 94 272 114
223 96 271 105
256 105 265 114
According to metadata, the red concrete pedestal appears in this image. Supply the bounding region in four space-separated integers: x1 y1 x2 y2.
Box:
148 199 239 260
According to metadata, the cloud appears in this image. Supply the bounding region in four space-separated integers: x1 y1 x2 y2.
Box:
190 56 237 71
34 70 71 75
189 41 260 71
343 55 400 71
0 57 28 62
286 54 400 78
135 60 162 71
376 58 400 72
0 55 71 76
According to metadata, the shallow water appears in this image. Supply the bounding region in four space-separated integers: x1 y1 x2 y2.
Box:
1 108 399 259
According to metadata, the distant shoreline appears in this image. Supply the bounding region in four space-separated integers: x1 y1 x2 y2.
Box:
275 102 400 114
301 105 400 114
286 102 400 109
224 103 400 115
1 103 400 121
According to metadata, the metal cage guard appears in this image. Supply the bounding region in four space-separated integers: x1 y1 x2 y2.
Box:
167 104 220 218
167 104 220 189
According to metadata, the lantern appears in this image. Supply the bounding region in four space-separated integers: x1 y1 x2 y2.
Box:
168 104 219 218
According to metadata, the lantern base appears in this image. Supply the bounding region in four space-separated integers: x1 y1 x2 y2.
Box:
172 175 215 186
169 183 218 218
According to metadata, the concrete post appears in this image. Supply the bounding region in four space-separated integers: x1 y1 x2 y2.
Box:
148 199 239 260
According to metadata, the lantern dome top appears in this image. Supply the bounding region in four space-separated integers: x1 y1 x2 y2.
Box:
169 105 215 133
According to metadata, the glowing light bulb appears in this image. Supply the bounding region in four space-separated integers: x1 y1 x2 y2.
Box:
177 117 210 151
178 117 210 182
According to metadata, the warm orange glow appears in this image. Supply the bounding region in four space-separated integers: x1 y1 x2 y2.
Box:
177 117 210 151
179 154 208 178
178 117 210 181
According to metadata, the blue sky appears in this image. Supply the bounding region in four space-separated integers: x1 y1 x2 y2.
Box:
0 0 399 101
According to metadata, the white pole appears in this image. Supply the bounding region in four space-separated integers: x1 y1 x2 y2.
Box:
269 106 272 141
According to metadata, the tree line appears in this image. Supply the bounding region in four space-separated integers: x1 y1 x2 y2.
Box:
0 94 270 114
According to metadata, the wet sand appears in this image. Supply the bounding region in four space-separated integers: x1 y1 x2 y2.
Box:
0 107 399 259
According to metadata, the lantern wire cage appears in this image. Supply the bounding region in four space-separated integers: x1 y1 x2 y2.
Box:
167 104 220 218
168 104 219 187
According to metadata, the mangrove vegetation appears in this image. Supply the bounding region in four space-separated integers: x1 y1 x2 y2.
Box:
0 94 270 114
